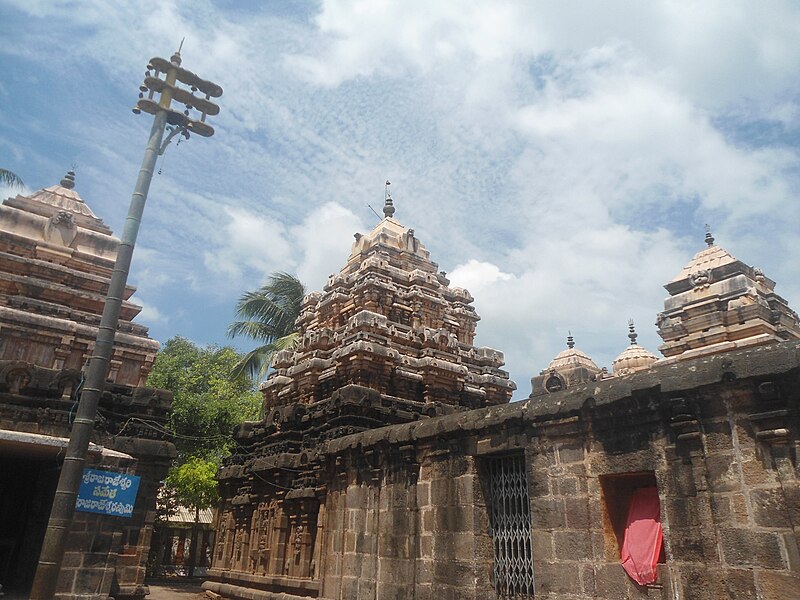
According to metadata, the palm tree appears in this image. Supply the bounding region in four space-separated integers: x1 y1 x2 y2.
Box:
0 169 24 189
228 272 306 380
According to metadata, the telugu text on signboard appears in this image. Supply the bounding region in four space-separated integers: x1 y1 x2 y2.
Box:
76 468 140 518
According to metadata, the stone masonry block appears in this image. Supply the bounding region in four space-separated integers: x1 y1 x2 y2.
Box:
534 561 582 596
416 481 431 507
557 442 585 464
755 570 800 600
750 488 791 528
705 453 740 493
720 568 757 600
719 528 786 569
557 476 579 496
553 530 592 561
564 496 590 529
531 530 554 562
531 497 566 529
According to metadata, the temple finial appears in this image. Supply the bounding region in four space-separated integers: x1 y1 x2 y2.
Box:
567 332 575 349
60 169 75 190
383 180 395 218
704 224 714 247
627 319 638 345
171 38 185 65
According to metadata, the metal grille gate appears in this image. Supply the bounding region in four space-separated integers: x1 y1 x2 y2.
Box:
486 453 535 598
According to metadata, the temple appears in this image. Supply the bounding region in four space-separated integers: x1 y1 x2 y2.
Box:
206 198 800 600
0 174 174 600
0 171 158 384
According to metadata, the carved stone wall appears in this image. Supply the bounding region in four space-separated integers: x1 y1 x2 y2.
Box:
206 206 799 600
206 341 800 600
657 235 800 360
0 360 175 599
0 174 159 387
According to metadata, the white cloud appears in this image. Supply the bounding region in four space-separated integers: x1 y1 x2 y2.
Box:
449 259 515 292
136 299 168 325
2 1 799 398
292 201 369 290
203 206 294 280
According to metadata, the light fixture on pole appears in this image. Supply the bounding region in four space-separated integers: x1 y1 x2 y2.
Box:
30 46 222 599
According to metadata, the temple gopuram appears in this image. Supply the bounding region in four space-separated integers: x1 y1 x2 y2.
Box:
0 173 174 600
206 196 800 600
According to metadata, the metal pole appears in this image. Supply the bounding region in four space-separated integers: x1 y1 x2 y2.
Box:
29 109 168 600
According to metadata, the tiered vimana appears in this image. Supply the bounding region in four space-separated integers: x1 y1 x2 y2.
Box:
210 194 514 595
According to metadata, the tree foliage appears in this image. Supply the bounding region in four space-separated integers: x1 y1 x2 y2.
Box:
228 272 306 381
147 336 261 462
163 456 220 511
0 168 24 189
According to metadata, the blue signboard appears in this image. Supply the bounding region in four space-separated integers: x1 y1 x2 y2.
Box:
75 468 140 518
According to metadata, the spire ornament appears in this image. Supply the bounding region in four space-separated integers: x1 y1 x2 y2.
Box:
383 180 395 218
627 319 638 345
567 332 575 349
60 170 76 190
704 224 714 247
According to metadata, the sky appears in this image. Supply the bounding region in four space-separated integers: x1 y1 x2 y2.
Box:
1 0 798 399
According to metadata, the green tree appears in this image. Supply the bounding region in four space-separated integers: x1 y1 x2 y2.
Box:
228 271 306 380
147 336 261 461
0 168 24 189
161 457 220 577
147 337 261 576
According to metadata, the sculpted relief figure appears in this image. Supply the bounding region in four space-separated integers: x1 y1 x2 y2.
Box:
44 210 78 246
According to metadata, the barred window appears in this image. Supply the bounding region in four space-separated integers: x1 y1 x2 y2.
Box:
485 453 535 599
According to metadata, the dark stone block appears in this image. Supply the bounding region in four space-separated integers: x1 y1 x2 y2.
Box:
705 453 740 493
677 565 729 600
719 528 786 569
530 497 565 529
534 561 582 595
558 443 585 464
554 530 592 560
750 488 791 528
565 497 590 529
720 568 757 600
755 570 800 600
593 563 627 597
83 552 109 567
557 477 579 496
669 528 709 562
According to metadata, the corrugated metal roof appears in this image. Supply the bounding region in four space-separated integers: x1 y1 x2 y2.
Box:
161 505 215 524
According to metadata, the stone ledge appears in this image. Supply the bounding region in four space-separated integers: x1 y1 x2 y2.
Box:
203 580 321 600
206 570 320 595
323 340 800 455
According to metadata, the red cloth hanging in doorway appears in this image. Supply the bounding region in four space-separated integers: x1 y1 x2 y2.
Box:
620 486 663 585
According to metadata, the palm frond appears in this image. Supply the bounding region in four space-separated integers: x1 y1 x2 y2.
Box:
0 169 24 189
228 272 306 380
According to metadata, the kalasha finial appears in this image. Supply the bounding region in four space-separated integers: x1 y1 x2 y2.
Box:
171 37 185 66
383 180 395 218
704 224 714 247
60 170 76 190
567 332 575 349
627 319 638 345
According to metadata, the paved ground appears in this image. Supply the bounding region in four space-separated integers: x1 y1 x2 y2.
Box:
145 578 207 600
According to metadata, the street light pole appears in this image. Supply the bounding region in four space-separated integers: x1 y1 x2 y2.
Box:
30 47 222 600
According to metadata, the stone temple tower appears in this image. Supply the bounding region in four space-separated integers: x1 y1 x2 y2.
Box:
209 195 515 595
0 171 159 385
656 231 800 360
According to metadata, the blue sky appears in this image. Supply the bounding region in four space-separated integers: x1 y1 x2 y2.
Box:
2 0 799 398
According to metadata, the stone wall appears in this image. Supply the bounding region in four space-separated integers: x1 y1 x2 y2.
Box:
206 340 799 600
0 360 175 599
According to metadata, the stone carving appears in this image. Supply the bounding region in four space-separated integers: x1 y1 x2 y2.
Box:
209 210 515 593
657 239 800 359
688 268 711 288
44 209 78 246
